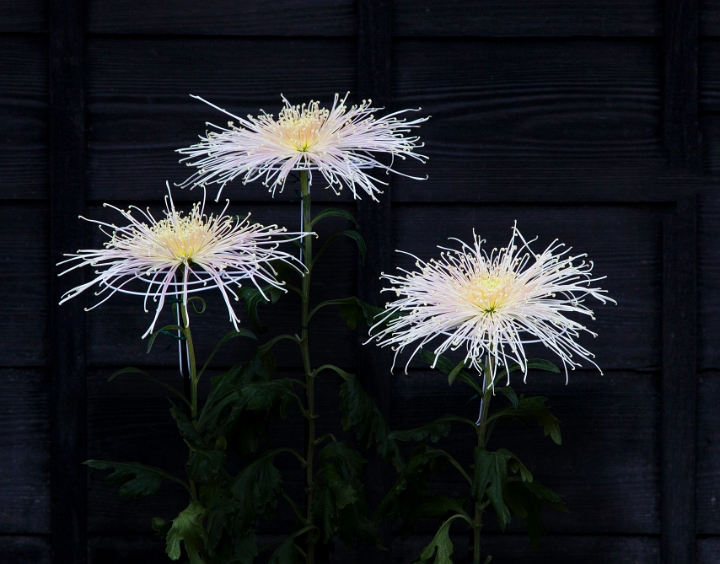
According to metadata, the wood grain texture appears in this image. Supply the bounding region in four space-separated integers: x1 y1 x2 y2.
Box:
698 189 719 369
0 536 51 564
700 39 720 111
698 537 720 563
82 202 359 368
0 369 50 534
86 37 355 202
393 534 659 564
0 204 48 366
702 1 720 36
393 204 664 371
394 1 661 37
391 370 659 534
0 3 46 33
391 39 667 203
0 36 48 200
698 370 720 534
87 0 354 36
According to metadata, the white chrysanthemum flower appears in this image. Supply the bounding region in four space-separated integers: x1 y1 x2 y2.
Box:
177 93 428 200
372 224 615 385
59 189 306 337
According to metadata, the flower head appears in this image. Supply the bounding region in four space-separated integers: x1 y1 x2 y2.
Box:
372 224 614 385
177 93 428 200
59 188 306 337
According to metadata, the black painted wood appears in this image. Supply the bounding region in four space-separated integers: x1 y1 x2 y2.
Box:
394 0 661 37
661 197 697 564
0 2 46 33
85 37 356 203
48 0 87 562
0 536 51 563
697 189 720 369
0 36 48 200
665 0 701 168
0 369 50 534
357 2 394 562
698 370 720 533
87 0 355 36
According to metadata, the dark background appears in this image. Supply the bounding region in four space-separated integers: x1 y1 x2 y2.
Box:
0 0 716 562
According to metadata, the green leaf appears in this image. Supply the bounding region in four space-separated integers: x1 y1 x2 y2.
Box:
188 449 226 484
234 531 259 564
151 516 172 538
311 207 358 228
108 366 189 406
487 395 562 445
471 448 513 529
503 478 567 547
420 351 483 395
239 378 303 419
498 386 519 409
84 460 188 498
268 534 301 564
147 324 184 354
417 514 467 564
447 359 466 385
198 329 256 380
165 501 206 563
494 358 561 386
340 230 366 263
390 414 459 443
238 284 285 334
339 376 402 470
229 449 286 531
312 364 355 381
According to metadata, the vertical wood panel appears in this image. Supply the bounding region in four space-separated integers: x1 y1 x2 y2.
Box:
48 0 87 562
661 197 698 564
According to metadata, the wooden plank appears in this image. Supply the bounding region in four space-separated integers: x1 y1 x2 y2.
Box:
698 188 720 369
660 198 697 564
0 36 47 200
0 536 51 564
394 0 660 37
702 1 720 36
700 40 720 111
665 0 700 168
394 204 664 371
391 370 660 534
394 534 659 564
698 537 720 563
391 39 666 202
0 3 46 32
698 370 720 533
82 202 359 368
49 0 87 561
86 37 355 202
0 369 50 534
357 1 394 561
0 204 48 366
87 0 354 36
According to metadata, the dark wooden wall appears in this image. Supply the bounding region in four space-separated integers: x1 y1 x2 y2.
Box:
0 0 716 562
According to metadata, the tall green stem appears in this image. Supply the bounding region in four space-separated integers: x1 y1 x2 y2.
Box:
179 300 199 502
473 360 494 564
299 171 316 564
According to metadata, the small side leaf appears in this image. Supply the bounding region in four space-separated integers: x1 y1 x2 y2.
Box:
84 460 187 498
417 514 467 564
420 351 483 395
165 501 206 564
311 207 358 228
390 414 458 443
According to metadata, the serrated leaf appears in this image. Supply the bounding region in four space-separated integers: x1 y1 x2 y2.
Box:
151 516 172 538
229 449 285 531
487 395 562 445
84 460 186 498
165 501 206 563
238 284 285 334
311 207 358 228
268 534 300 564
390 414 458 443
339 377 402 470
498 386 519 409
417 514 466 564
472 448 512 529
239 378 302 420
420 351 483 395
188 449 226 483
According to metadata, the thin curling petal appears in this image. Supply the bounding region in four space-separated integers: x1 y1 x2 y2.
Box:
177 93 429 201
58 187 308 337
371 224 615 388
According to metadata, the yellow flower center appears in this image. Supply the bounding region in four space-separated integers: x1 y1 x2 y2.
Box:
151 211 209 263
462 272 516 314
276 102 328 152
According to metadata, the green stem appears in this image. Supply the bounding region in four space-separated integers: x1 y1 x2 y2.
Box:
473 360 494 564
179 300 199 502
299 170 316 564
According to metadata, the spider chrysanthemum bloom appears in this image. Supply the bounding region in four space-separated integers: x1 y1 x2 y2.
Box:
177 93 428 200
372 224 615 384
59 189 306 337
